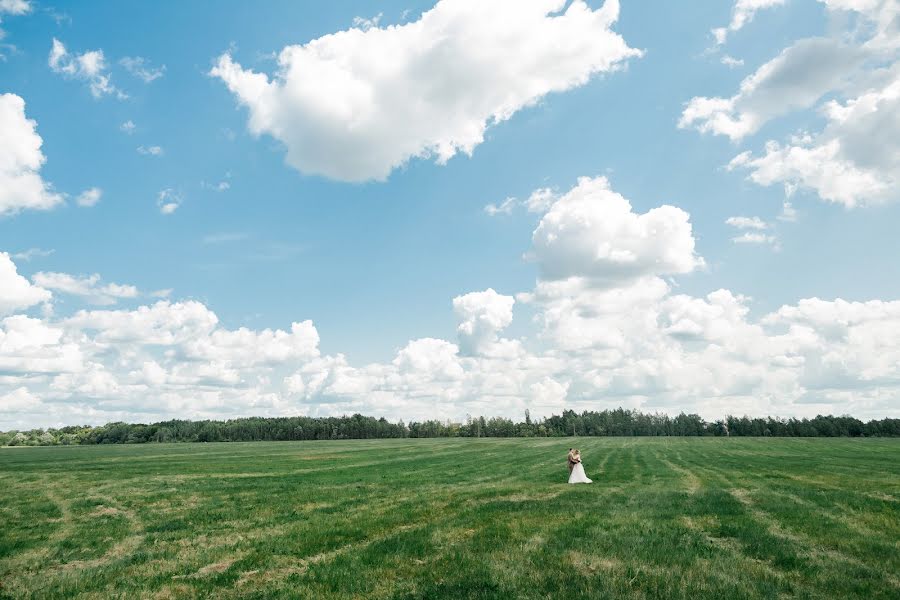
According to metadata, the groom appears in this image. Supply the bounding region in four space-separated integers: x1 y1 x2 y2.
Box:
567 448 578 475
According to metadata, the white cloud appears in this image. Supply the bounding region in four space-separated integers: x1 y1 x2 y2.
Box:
484 187 558 216
0 1 30 59
525 187 557 213
728 67 900 207
0 94 65 216
0 0 30 15
183 321 320 365
685 1 900 207
157 189 181 214
732 232 778 245
0 387 43 413
0 252 51 315
0 314 83 375
725 216 768 229
119 56 165 83
453 289 516 356
726 216 778 246
210 0 641 182
48 38 126 99
11 247 53 261
721 55 744 68
137 145 163 156
201 173 231 192
120 120 136 134
32 272 139 305
819 0 900 52
352 12 382 31
76 187 102 207
530 176 704 286
484 197 516 216
680 37 864 140
711 0 786 46
64 300 219 345
778 200 798 221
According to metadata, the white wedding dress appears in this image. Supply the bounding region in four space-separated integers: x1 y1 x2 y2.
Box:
568 461 593 484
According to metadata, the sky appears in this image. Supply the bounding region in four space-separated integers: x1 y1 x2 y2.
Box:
1 0 899 430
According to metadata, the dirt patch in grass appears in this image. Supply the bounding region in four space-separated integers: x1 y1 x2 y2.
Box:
91 505 124 517
173 556 241 580
566 550 621 573
196 558 239 576
433 526 477 547
55 534 145 573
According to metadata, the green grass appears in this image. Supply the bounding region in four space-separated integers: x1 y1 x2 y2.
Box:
0 438 898 599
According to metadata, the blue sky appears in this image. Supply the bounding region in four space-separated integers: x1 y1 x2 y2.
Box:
1 0 899 428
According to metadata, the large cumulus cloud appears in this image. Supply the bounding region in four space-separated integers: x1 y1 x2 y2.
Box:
210 0 641 181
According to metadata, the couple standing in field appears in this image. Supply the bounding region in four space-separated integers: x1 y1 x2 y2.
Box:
566 448 593 484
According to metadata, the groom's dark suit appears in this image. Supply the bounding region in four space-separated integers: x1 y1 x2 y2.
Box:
567 449 577 474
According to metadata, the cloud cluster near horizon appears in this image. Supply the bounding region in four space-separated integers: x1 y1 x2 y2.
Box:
2 176 899 430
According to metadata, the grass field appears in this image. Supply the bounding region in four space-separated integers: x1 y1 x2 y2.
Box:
0 438 898 599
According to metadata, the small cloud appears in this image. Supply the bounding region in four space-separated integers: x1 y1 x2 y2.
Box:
32 271 138 305
44 7 71 25
721 55 744 68
778 201 798 222
732 232 779 248
484 187 557 216
157 188 182 214
711 27 727 46
48 38 126 99
0 1 31 16
119 56 165 83
11 247 54 261
76 187 102 207
484 197 516 216
727 216 779 248
725 216 768 230
201 172 232 192
151 288 172 298
137 145 163 156
710 0 786 47
352 12 382 31
120 120 135 134
0 40 21 62
0 1 30 60
525 187 556 213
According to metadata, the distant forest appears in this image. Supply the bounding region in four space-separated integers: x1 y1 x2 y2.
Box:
3 409 899 446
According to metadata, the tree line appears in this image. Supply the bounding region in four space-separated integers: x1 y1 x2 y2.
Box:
2 409 898 446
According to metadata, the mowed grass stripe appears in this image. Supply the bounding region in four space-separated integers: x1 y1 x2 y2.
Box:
669 446 900 597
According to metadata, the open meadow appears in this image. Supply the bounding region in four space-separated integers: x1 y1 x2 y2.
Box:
1 437 898 599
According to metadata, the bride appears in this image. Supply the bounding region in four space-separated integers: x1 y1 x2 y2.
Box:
568 449 593 484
